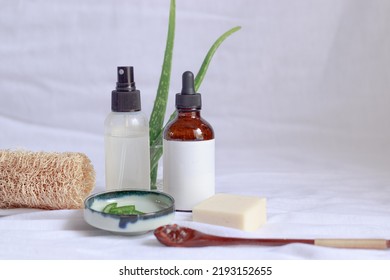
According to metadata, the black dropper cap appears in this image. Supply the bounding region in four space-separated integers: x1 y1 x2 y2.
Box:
175 71 202 110
111 66 141 112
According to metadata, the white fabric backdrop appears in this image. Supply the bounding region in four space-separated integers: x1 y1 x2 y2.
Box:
1 0 390 259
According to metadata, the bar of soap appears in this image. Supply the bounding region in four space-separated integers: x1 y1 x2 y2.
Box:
192 193 267 231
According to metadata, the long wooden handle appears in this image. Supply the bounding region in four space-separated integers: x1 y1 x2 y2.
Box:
314 239 389 250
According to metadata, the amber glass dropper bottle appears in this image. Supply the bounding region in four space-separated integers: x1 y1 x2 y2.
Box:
163 71 215 211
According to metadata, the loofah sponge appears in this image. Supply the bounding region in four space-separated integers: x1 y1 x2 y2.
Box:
0 150 96 210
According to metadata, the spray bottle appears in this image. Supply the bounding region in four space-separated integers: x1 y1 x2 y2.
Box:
105 66 150 190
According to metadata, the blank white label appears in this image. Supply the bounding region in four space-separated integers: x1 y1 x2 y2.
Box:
163 139 215 211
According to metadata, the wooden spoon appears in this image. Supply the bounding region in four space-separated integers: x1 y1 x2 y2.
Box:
154 224 389 249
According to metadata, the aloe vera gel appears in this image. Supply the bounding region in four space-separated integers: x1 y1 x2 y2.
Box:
105 66 150 190
163 71 215 211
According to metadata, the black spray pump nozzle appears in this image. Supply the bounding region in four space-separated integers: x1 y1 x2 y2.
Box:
111 66 141 112
116 66 136 91
176 71 202 109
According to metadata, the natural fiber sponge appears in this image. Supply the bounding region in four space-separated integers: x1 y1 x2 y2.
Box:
0 150 95 210
193 193 267 231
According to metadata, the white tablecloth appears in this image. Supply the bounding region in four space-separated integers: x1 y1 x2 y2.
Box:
1 0 390 260
1 142 390 259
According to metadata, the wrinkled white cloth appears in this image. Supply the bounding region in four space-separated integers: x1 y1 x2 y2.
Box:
1 144 390 259
1 0 390 259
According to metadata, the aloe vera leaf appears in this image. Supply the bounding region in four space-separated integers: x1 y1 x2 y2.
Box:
150 140 163 171
149 0 175 145
149 26 242 178
149 0 176 188
194 26 241 91
164 26 241 126
150 156 159 189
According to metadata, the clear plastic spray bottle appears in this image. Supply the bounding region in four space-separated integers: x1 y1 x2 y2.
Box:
105 66 150 190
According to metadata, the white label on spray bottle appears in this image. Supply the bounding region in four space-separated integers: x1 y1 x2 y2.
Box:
163 139 215 211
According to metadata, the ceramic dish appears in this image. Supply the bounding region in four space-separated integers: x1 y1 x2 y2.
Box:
84 190 175 235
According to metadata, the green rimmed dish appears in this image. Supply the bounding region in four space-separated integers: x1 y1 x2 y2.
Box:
84 190 175 235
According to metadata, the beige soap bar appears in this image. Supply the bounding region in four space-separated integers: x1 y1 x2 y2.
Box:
192 193 267 231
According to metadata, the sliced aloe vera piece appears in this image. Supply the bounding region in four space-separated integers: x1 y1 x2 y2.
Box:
102 202 117 213
108 205 145 215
